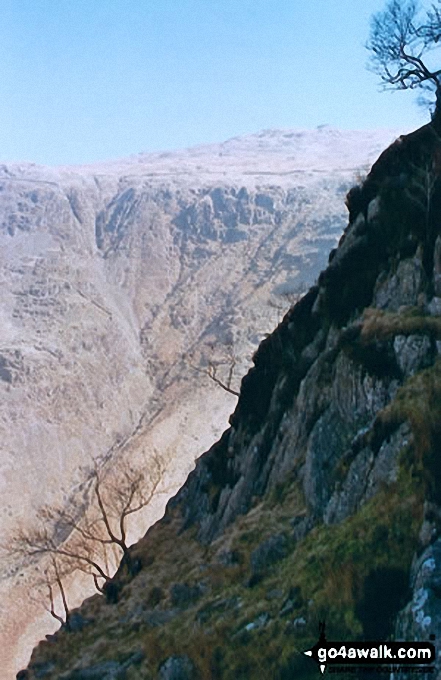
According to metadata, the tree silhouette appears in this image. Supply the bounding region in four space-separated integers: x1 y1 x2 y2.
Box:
367 0 441 120
4 452 166 602
189 342 240 397
34 556 73 629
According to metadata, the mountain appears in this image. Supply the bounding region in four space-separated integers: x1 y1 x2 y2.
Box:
17 119 441 680
0 127 399 677
18 120 441 679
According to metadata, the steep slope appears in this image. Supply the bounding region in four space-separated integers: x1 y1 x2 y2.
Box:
20 121 441 679
0 127 398 676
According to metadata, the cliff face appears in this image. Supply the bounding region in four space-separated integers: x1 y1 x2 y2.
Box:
19 123 441 679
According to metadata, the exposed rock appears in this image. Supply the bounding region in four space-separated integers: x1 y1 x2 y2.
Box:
427 296 441 315
325 423 411 524
265 588 284 600
367 195 381 222
364 423 410 497
64 613 91 633
158 655 197 680
374 256 425 311
169 583 204 609
215 549 241 566
120 603 177 627
291 515 315 542
433 235 441 296
279 586 303 617
146 586 164 608
196 596 240 624
250 533 288 578
59 651 144 680
142 610 177 627
395 540 441 679
243 612 270 631
394 334 434 375
61 663 123 680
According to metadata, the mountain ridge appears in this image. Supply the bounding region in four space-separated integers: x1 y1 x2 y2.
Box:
2 126 400 181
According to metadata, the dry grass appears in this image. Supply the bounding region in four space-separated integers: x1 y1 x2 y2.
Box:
379 357 441 459
360 307 441 342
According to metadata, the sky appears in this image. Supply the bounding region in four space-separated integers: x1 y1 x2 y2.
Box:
0 0 437 166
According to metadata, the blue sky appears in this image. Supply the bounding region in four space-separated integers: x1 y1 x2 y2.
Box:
0 0 435 165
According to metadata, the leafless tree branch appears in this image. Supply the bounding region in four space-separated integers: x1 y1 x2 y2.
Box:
367 0 441 107
2 451 167 616
189 342 240 397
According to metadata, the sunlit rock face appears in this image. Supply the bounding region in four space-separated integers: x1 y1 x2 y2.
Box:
0 127 398 676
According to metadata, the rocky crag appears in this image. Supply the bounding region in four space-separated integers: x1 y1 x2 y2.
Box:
0 127 398 677
19 121 441 679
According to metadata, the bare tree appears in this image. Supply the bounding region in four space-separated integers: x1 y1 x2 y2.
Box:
367 0 441 115
419 1 441 43
206 354 240 397
13 504 113 593
5 453 166 596
189 342 240 397
34 557 73 629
